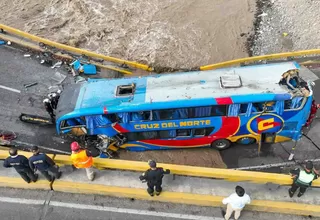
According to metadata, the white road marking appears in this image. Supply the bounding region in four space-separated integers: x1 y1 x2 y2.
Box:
0 197 44 205
0 85 21 93
0 196 222 220
50 201 222 220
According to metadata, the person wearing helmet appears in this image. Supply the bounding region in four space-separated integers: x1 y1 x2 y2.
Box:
29 146 62 182
139 160 170 196
289 161 319 198
43 98 55 120
49 92 60 109
70 142 95 181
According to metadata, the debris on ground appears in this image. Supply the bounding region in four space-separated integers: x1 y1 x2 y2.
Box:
51 61 63 69
71 60 97 75
75 75 86 84
83 64 97 75
48 85 62 93
51 72 66 84
0 40 6 45
24 82 38 88
0 130 17 146
19 113 54 125
23 54 31 57
40 59 53 66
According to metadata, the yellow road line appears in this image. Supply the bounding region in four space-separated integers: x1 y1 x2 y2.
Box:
0 24 152 72
0 176 50 190
52 180 320 217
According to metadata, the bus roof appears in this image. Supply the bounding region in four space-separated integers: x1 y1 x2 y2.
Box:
68 61 312 115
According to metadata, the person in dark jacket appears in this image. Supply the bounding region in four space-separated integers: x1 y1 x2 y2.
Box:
43 98 55 121
29 146 62 182
3 148 38 183
289 161 319 198
139 160 170 196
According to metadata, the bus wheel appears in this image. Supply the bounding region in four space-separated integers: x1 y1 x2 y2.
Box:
237 137 256 145
211 139 231 150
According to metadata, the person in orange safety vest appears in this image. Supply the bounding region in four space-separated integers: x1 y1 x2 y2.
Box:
70 142 95 181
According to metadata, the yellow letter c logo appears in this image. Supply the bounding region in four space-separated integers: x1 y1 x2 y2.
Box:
258 118 274 131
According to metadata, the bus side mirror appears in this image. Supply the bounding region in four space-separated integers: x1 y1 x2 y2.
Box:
61 128 72 134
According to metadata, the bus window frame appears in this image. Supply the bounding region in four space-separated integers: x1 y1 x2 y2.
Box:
238 102 274 115
238 97 307 116
129 110 153 122
60 119 86 130
176 129 192 137
128 105 227 122
193 127 215 137
283 97 307 112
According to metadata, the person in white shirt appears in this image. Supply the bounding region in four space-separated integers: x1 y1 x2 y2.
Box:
222 186 251 220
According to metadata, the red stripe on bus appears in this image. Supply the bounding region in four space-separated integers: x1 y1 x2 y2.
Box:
103 107 108 114
113 123 129 133
141 117 240 147
215 97 233 105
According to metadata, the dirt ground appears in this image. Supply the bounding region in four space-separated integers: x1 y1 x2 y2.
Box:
118 148 227 168
0 0 255 70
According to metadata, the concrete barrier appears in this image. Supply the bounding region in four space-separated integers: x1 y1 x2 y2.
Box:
200 50 320 70
52 180 320 217
1 150 320 187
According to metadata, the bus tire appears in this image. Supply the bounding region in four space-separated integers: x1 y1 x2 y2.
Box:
237 137 256 145
211 139 231 150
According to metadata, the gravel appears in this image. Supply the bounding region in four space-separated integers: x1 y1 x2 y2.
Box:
252 0 320 56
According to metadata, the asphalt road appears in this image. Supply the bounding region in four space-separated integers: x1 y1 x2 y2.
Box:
0 188 317 220
1 45 320 170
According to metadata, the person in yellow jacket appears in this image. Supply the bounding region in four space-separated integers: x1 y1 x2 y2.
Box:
70 142 95 181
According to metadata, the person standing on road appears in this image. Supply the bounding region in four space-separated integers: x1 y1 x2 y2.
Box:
29 146 61 182
43 98 55 121
70 142 95 181
222 186 251 220
139 160 170 196
3 148 38 183
289 161 319 198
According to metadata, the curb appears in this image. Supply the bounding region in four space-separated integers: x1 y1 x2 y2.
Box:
51 180 320 217
1 150 320 187
0 176 51 190
0 176 319 217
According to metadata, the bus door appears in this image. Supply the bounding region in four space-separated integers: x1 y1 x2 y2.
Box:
261 132 276 143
